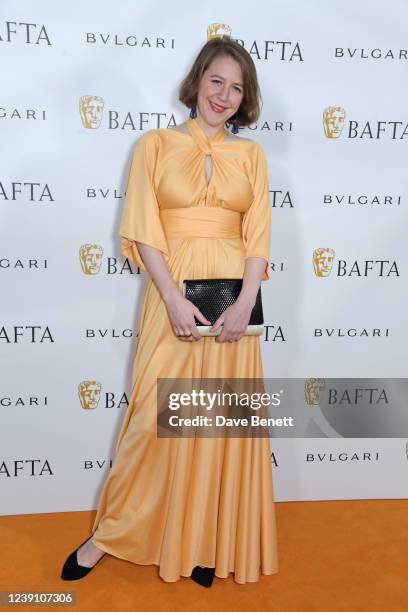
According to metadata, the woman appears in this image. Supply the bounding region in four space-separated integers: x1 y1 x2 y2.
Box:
61 36 278 587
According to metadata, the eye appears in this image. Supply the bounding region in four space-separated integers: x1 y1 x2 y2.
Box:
211 79 242 94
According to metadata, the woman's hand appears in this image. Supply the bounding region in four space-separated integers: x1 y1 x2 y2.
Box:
164 287 211 341
211 296 254 343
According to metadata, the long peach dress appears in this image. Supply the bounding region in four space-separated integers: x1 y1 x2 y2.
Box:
91 116 279 584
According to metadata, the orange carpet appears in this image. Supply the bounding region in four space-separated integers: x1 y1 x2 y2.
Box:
0 500 406 611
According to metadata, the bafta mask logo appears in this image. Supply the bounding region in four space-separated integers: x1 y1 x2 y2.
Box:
79 95 104 129
78 380 102 410
79 244 104 275
313 248 335 277
207 23 232 40
323 106 346 139
304 378 326 406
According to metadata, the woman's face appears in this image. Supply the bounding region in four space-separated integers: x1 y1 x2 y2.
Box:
196 55 244 127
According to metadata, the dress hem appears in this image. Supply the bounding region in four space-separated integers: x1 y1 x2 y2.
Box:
92 537 279 584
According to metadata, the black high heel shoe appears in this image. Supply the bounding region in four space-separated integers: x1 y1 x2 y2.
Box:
190 565 215 587
60 535 105 581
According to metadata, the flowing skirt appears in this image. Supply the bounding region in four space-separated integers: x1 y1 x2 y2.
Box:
91 228 279 584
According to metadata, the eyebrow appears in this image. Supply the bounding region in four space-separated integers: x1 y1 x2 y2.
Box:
210 74 244 88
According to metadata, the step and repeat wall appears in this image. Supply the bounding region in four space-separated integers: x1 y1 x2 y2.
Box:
1 1 407 514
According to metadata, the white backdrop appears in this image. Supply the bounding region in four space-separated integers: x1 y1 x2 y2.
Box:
1 0 407 515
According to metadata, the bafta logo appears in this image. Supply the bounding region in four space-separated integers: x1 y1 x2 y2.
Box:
79 95 104 129
304 378 326 406
78 380 102 410
79 244 104 275
313 248 335 277
207 23 232 40
323 106 346 138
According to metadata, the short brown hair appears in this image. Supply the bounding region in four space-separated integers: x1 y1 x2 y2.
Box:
178 36 262 129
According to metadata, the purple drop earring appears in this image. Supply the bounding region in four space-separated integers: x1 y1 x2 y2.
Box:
227 114 239 134
190 106 197 118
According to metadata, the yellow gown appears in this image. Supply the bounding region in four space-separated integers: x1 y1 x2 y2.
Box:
91 117 279 584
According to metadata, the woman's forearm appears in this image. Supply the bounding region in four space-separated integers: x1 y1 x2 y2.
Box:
238 257 267 307
136 242 180 304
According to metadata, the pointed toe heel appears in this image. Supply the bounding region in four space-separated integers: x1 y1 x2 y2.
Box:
190 565 215 587
60 536 104 581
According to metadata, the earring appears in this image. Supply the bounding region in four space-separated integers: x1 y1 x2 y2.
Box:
227 114 239 134
190 106 197 118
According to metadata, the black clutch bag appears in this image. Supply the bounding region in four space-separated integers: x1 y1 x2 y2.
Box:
182 278 264 336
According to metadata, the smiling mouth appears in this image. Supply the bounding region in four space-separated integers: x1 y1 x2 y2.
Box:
209 100 227 113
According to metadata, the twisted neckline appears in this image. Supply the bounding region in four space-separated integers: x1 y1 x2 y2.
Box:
186 117 227 145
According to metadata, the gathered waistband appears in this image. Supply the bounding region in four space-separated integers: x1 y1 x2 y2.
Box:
160 207 242 239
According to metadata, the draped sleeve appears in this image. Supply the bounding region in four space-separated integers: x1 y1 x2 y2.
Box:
241 142 271 281
119 131 169 271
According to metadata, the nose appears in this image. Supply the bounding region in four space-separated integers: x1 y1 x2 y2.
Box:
217 84 229 103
